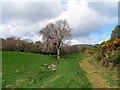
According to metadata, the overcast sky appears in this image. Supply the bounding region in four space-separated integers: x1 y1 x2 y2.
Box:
0 0 118 45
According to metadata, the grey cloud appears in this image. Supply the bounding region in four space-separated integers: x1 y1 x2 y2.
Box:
73 2 118 38
89 2 118 17
2 2 64 23
60 1 117 38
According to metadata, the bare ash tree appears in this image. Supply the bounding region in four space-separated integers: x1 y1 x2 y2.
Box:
39 20 71 59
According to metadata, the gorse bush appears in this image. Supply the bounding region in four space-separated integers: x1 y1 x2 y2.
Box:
110 51 120 66
84 25 120 69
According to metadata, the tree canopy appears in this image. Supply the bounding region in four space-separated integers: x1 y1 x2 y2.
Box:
39 20 71 59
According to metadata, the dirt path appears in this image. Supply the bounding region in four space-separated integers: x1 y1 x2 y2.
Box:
79 58 110 88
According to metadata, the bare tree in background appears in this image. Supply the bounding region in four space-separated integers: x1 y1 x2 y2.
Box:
39 20 71 59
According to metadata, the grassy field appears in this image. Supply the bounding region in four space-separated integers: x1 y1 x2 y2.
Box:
2 51 92 88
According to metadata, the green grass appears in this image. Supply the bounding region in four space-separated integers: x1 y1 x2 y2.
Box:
2 51 92 88
0 51 2 89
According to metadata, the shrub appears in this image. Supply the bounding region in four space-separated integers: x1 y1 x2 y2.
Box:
111 25 120 39
109 51 120 67
80 47 86 53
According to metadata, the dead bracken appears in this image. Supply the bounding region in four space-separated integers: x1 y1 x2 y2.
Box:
41 64 57 71
47 64 57 71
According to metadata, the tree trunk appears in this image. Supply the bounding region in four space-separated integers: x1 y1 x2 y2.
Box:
57 48 60 59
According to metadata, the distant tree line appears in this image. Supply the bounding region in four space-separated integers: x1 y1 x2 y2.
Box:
1 36 87 55
2 37 42 54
